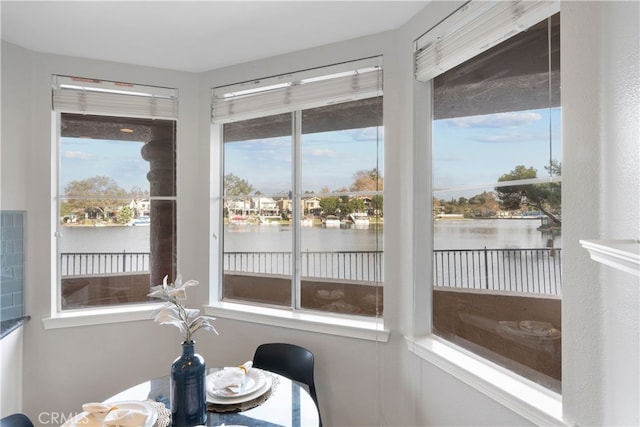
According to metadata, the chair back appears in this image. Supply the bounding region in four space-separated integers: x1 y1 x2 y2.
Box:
0 413 34 427
253 343 321 424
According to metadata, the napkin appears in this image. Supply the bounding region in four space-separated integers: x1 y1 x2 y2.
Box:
81 402 148 426
210 361 253 393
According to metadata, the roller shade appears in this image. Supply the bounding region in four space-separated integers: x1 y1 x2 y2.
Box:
52 75 178 119
415 0 559 82
212 57 382 124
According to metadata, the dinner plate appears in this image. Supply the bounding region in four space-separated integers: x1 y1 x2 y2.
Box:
207 371 273 405
61 400 157 427
207 368 267 398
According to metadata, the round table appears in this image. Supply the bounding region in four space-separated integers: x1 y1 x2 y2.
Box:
105 368 320 427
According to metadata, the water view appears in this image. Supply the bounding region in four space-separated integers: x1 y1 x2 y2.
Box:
61 218 557 254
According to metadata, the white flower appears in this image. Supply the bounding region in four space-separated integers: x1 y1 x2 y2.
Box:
148 275 218 342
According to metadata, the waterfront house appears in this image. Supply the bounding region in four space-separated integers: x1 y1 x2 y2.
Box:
1 2 638 426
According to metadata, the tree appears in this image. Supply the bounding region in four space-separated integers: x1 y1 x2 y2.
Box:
370 195 383 215
469 191 500 217
350 168 384 192
129 185 149 198
118 206 134 224
62 176 128 220
223 173 254 196
495 163 561 226
347 198 366 214
319 196 340 215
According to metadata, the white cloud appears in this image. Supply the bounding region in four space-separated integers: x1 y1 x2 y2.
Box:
62 150 92 160
446 112 543 129
309 148 338 158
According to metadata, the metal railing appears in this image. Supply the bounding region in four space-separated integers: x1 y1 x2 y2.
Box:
60 248 561 295
434 248 562 295
224 251 383 282
61 252 150 276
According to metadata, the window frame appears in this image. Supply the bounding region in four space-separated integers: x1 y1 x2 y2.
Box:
46 76 179 324
206 60 388 340
409 3 564 424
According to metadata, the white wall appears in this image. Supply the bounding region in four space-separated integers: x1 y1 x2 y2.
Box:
0 38 31 420
1 1 638 426
561 2 640 425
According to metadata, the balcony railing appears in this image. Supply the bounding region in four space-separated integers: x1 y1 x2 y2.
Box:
61 252 150 276
224 251 383 282
61 248 561 295
434 248 561 295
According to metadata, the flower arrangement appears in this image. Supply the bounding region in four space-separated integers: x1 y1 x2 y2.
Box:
148 275 218 343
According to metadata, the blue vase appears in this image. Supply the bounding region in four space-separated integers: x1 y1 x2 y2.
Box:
171 341 206 426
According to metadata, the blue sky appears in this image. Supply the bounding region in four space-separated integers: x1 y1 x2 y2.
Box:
224 127 384 195
433 107 561 198
60 137 149 193
61 107 559 198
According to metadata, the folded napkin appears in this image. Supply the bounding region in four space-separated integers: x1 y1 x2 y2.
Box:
81 402 147 426
210 361 253 393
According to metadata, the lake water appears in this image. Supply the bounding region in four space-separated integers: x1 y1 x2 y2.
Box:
434 218 558 250
60 219 557 253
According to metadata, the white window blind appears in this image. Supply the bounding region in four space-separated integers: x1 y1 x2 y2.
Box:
52 75 178 119
415 0 559 82
212 57 382 124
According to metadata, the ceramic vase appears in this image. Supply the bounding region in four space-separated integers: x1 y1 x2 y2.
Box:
171 341 206 426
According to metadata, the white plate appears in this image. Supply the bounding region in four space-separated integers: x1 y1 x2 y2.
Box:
207 368 266 398
207 371 272 405
61 400 157 427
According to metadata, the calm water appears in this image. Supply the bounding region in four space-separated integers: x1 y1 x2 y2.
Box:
434 218 558 250
60 219 557 253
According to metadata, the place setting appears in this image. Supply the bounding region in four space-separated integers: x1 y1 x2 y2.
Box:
206 361 277 413
61 400 170 427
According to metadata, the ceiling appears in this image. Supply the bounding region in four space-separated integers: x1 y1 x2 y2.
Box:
1 1 428 73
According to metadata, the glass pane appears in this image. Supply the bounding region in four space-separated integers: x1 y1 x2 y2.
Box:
300 99 384 316
222 113 293 307
433 108 562 189
432 14 561 392
59 113 176 309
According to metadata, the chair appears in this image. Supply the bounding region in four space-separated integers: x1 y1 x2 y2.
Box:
253 343 322 425
0 413 34 427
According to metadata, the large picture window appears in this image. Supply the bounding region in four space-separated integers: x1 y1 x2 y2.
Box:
212 58 383 317
417 3 561 391
53 76 178 311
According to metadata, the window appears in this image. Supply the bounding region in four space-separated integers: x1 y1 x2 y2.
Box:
416 3 561 391
212 58 383 318
53 76 178 311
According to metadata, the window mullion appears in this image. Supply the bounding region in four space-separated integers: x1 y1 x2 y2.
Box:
292 111 302 310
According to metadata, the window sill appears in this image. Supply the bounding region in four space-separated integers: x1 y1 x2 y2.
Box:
203 301 389 342
42 303 163 330
406 335 564 426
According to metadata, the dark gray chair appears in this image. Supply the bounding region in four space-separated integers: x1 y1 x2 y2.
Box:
0 413 34 427
253 343 322 425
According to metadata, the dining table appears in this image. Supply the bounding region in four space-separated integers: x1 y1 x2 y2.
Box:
102 368 321 427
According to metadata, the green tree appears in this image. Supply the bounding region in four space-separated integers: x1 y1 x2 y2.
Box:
495 163 561 226
348 198 366 214
319 196 340 215
224 173 254 196
62 176 128 220
118 206 134 224
370 195 384 215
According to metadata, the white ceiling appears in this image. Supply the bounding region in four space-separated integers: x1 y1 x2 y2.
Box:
1 1 428 73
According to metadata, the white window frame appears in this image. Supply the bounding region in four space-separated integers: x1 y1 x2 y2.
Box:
44 76 178 329
408 2 564 424
205 59 389 342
